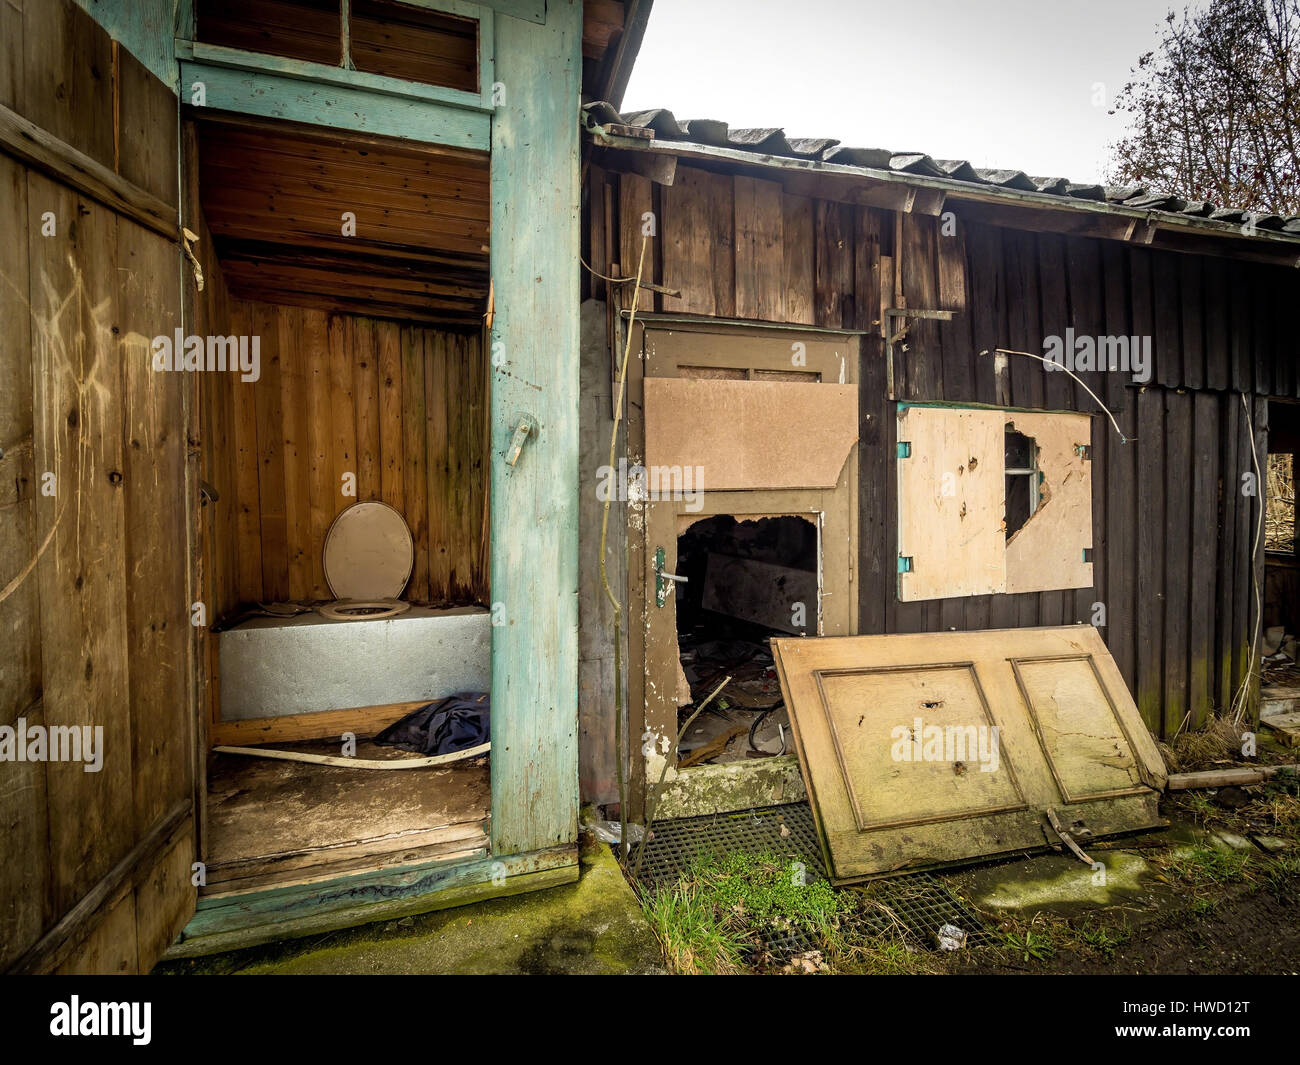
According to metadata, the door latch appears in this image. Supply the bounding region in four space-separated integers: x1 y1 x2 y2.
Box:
504 414 536 468
654 546 687 607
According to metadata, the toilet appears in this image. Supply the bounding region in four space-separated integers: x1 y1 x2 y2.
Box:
316 501 414 621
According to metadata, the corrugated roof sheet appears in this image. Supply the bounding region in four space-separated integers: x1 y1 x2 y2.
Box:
583 101 1300 237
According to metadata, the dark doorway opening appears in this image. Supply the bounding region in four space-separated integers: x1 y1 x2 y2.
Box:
672 515 817 767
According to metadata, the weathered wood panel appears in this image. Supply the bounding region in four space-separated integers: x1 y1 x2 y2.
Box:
198 298 487 613
3 1 195 971
489 3 581 854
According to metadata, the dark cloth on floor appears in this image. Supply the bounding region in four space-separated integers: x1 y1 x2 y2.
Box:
373 692 490 755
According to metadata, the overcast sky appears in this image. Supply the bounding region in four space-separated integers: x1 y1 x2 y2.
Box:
623 0 1189 185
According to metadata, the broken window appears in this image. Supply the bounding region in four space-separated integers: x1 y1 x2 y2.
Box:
896 406 1093 601
1003 426 1041 539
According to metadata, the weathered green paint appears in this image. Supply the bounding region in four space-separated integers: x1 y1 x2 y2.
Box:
177 40 496 112
488 1 582 856
178 62 491 149
480 0 547 23
169 845 579 958
73 0 179 87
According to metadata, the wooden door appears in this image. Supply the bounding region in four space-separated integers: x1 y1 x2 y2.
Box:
772 626 1166 881
1 0 196 973
634 322 860 783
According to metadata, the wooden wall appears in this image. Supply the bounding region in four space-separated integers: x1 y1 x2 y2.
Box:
197 290 488 615
1 0 194 973
591 160 1297 741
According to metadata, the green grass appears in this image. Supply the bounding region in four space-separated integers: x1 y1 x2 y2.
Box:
1003 929 1056 962
640 849 858 974
640 881 748 975
1160 845 1253 887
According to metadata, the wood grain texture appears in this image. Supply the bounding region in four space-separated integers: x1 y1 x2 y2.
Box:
489 2 581 855
6 4 196 971
199 298 486 612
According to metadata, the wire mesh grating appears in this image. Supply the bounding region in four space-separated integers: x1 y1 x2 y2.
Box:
632 801 989 958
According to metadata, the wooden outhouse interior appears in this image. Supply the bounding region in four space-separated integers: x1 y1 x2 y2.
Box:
185 112 493 896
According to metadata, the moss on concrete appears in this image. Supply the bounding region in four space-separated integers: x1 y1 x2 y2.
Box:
951 850 1166 919
156 833 664 975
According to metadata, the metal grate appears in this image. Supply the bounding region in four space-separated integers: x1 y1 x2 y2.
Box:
854 872 993 948
634 802 826 889
633 802 988 958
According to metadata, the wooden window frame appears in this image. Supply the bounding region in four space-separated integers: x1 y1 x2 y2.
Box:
178 0 495 113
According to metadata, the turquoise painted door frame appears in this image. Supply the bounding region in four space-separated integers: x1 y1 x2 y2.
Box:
487 1 583 856
73 0 584 862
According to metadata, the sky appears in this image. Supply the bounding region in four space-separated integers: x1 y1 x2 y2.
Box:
622 0 1191 185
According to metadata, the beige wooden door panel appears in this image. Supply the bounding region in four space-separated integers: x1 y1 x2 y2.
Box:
812 664 1031 831
637 325 859 799
896 406 1005 601
772 626 1165 882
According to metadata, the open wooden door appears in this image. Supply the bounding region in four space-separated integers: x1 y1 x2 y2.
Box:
633 321 859 802
0 0 197 973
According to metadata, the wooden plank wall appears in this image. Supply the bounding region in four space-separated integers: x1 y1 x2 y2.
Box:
1 0 194 972
592 160 1293 740
198 294 488 614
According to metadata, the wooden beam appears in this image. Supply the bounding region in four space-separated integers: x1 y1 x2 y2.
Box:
167 844 578 958
1166 764 1300 790
179 61 491 150
488 3 582 856
0 101 178 240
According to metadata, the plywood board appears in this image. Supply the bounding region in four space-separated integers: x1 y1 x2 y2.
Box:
896 406 1005 600
1004 411 1094 593
644 378 857 491
771 626 1166 881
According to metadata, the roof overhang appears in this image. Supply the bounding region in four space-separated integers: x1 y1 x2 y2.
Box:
585 121 1300 269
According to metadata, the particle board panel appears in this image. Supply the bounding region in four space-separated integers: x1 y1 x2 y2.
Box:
643 378 858 492
1003 411 1094 594
896 406 1005 601
771 626 1166 881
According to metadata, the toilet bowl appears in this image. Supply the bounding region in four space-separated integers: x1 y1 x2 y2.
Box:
316 501 414 622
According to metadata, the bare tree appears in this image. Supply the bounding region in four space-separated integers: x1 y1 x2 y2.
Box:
1108 0 1300 216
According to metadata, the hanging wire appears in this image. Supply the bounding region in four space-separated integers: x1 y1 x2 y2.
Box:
983 348 1129 444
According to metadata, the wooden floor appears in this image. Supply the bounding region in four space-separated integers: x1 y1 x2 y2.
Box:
203 740 490 896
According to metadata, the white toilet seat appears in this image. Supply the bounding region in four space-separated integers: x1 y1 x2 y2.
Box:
316 599 412 622
316 502 414 622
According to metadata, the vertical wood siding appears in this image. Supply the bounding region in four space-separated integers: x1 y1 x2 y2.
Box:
1 0 194 972
593 160 1292 740
198 298 488 613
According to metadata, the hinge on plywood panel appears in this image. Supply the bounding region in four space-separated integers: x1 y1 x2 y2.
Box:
897 556 913 574
896 441 911 458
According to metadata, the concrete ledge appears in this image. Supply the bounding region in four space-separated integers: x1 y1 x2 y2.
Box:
217 605 489 720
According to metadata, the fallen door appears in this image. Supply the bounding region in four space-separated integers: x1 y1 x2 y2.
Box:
771 626 1166 881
